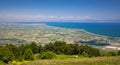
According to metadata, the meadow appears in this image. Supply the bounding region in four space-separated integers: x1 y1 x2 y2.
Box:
6 56 120 65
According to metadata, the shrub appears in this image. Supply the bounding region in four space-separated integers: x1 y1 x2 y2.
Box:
102 51 117 56
0 48 14 63
118 50 120 55
23 48 34 60
78 51 89 57
39 51 56 59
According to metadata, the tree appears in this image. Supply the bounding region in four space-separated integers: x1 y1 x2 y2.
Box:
5 44 20 59
118 50 120 55
39 51 56 59
23 48 34 60
0 47 14 63
64 44 73 55
72 44 79 55
78 45 100 57
90 48 100 57
30 42 39 53
44 42 55 52
53 41 67 54
38 45 43 53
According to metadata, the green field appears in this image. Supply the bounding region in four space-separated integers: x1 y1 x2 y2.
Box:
7 56 120 65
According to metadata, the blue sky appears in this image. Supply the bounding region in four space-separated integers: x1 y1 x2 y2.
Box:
0 0 120 22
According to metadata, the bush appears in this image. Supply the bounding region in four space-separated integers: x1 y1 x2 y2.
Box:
0 48 14 63
78 51 89 57
39 51 56 59
23 48 34 60
102 51 117 56
118 50 120 55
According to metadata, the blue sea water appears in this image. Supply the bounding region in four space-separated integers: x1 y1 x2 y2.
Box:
17 22 120 38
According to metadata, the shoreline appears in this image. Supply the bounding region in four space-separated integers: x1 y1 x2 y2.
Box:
1 22 120 39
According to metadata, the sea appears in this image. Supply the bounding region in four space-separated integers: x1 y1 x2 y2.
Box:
17 22 120 38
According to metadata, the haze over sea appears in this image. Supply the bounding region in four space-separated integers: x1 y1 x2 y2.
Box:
17 22 120 38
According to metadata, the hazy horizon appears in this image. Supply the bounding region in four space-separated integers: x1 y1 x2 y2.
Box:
0 0 120 22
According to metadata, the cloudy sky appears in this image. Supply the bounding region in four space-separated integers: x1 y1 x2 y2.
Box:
0 0 120 22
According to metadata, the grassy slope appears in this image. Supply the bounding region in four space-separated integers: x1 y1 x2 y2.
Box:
21 56 120 65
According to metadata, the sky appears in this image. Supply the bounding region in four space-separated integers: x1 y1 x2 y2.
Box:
0 0 120 22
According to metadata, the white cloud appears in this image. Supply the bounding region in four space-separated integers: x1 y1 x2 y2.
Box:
59 16 74 19
0 13 93 22
76 16 91 20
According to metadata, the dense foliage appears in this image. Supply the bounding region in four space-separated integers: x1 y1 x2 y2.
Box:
0 41 120 63
23 48 34 60
0 47 14 63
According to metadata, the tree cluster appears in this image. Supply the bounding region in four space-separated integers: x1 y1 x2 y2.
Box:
44 41 100 57
0 41 120 63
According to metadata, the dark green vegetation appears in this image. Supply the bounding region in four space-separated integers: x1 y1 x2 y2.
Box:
22 48 34 60
0 41 120 64
44 41 100 56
